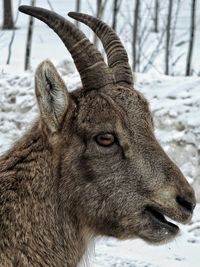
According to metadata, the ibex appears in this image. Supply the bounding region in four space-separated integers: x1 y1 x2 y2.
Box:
0 6 196 267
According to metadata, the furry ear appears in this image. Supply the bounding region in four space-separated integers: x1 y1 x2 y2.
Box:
35 60 69 133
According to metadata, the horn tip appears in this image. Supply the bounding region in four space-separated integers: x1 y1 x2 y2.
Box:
18 5 30 13
68 12 80 19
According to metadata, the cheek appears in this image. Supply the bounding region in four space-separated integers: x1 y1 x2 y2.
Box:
93 190 144 238
81 151 124 178
78 153 141 204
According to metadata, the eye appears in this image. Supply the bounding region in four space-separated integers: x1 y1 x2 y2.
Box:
95 133 115 147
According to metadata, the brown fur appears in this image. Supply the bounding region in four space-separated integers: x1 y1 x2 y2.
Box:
0 59 196 266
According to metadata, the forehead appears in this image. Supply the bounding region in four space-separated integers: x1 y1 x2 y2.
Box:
73 86 151 131
106 87 150 118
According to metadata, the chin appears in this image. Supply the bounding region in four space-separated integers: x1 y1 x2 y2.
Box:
140 229 180 245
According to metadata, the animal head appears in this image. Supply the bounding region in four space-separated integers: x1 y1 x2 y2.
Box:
19 6 196 244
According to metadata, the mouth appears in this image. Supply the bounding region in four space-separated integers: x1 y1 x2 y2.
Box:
146 206 179 232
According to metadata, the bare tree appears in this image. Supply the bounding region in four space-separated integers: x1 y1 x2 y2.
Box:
153 0 159 33
6 0 22 64
132 0 140 71
171 0 181 47
165 0 173 75
170 0 181 75
47 0 54 11
186 0 196 76
112 0 122 31
25 0 36 70
2 0 14 30
75 0 81 28
94 0 107 45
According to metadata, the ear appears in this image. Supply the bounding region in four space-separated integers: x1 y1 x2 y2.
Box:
35 60 70 133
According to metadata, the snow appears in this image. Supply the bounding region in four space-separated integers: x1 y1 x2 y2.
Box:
0 0 200 266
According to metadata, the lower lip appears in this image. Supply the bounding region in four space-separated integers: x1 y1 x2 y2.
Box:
146 208 179 232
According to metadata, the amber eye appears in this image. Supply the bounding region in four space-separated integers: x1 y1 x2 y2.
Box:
95 133 115 147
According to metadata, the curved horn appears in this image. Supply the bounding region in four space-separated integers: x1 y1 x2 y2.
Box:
19 6 114 90
68 12 133 88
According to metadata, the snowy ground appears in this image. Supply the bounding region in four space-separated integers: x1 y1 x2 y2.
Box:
0 65 200 267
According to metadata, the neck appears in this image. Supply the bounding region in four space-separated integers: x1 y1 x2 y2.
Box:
0 122 89 267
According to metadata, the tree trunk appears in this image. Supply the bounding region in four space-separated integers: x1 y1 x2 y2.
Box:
112 0 121 31
165 0 173 75
94 0 107 46
154 0 159 33
186 0 196 76
132 0 140 71
3 0 14 30
75 0 81 28
94 0 102 45
25 0 36 71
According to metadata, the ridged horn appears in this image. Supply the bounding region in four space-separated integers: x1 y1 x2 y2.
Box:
19 6 114 90
68 12 133 88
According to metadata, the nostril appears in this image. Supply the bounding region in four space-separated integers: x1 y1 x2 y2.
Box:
176 196 194 213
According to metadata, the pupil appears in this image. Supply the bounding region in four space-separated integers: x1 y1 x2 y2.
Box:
101 137 109 141
99 135 113 145
96 134 114 146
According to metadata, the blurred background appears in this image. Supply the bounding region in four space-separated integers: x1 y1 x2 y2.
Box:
0 0 200 75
